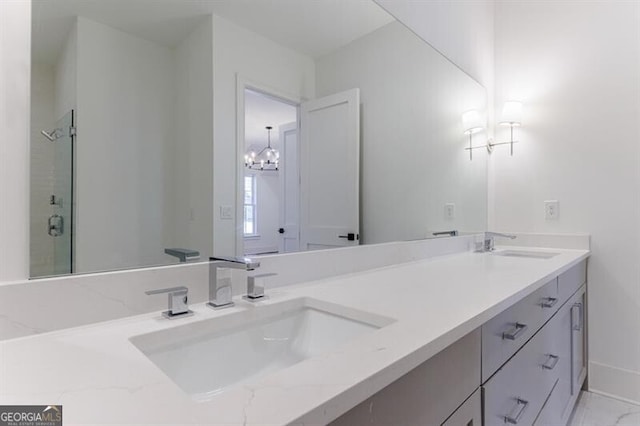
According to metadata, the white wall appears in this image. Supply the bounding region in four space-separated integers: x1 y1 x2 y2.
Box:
54 24 77 121
374 0 494 90
316 21 487 243
29 63 56 277
173 17 215 261
0 0 30 282
75 17 176 273
211 14 315 256
493 1 640 403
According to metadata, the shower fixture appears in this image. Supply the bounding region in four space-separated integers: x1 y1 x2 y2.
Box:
41 128 63 141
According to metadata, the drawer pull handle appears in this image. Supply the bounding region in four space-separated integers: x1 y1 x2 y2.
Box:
572 302 584 331
542 354 560 370
541 297 558 308
503 323 528 340
505 398 529 424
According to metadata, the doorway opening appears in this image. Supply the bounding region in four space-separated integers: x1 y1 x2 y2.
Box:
241 88 299 256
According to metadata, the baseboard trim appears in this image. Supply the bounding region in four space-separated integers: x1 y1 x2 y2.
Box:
589 360 640 405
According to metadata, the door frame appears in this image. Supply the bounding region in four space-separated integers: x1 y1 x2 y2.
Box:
277 121 300 253
235 75 302 256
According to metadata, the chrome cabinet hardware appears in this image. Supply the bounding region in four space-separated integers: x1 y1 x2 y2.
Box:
503 322 528 340
505 398 528 424
145 286 193 319
572 302 584 331
541 297 558 308
542 354 560 370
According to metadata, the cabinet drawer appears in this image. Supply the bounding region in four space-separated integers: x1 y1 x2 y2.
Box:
442 388 481 426
558 261 586 304
483 312 562 426
482 278 559 381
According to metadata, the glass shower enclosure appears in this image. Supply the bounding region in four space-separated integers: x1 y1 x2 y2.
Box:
32 110 75 277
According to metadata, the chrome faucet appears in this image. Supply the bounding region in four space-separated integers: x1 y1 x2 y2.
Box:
145 286 194 319
243 273 277 302
481 232 517 252
207 256 260 309
164 248 200 263
433 230 459 237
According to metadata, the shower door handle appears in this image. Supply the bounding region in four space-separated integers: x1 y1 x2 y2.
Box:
48 214 64 237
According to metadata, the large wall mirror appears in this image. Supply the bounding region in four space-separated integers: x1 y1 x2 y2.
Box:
30 0 488 278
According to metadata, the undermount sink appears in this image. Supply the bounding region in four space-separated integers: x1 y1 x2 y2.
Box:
130 297 394 401
492 249 560 259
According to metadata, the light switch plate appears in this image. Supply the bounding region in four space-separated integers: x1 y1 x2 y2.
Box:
445 203 455 220
220 205 233 220
544 200 559 220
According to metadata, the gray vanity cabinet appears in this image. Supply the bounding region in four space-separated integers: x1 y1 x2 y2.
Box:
442 389 482 426
570 288 587 396
483 261 587 426
331 260 586 426
483 305 563 426
534 284 586 426
330 328 481 426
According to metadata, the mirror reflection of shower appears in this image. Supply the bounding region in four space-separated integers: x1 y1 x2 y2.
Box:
30 109 76 277
40 128 63 141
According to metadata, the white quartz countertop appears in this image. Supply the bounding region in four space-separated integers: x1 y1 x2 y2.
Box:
0 247 589 425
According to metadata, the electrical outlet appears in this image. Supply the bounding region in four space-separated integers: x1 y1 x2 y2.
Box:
445 203 455 220
220 205 233 220
544 200 559 220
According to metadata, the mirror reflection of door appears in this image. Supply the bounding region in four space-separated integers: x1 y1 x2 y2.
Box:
299 89 360 251
278 122 299 253
241 87 361 256
243 89 298 255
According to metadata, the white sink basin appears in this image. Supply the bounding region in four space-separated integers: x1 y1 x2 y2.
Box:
130 298 394 400
492 249 560 259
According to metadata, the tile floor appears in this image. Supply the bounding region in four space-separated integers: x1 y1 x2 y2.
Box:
569 392 640 425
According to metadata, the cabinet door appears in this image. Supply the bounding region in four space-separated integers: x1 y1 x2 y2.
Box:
534 298 573 426
571 288 587 395
442 389 481 426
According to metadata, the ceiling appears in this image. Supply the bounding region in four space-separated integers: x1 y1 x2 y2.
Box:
32 0 394 65
244 89 297 152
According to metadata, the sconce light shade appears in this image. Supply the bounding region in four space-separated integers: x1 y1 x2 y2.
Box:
462 110 484 134
500 101 523 126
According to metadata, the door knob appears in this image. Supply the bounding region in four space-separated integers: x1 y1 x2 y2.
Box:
338 233 358 241
278 228 285 234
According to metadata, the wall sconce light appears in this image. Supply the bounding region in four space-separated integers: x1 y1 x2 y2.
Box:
461 101 523 160
462 110 485 161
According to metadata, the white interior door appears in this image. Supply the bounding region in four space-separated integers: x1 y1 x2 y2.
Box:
278 122 300 253
300 88 360 250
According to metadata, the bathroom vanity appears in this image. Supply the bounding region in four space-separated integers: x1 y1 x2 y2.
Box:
0 246 589 425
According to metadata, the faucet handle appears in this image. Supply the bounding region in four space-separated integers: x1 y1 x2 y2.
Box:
210 256 261 270
485 231 517 240
243 273 277 302
482 232 517 252
145 286 194 319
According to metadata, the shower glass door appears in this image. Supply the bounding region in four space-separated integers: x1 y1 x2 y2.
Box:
50 110 75 275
